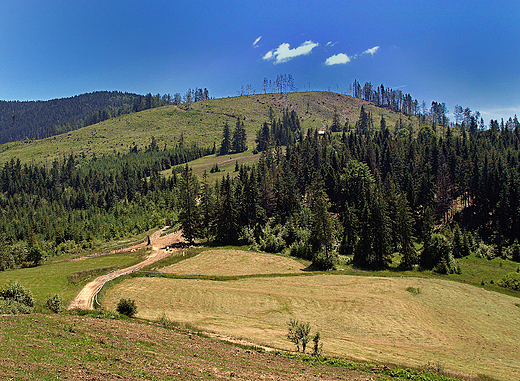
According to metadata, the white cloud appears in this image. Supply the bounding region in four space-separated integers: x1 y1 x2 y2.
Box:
325 45 380 65
263 40 319 64
326 41 338 47
252 36 262 48
362 46 380 55
325 53 351 66
263 50 273 60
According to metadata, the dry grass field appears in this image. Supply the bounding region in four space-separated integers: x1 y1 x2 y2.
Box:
158 249 307 276
103 250 520 381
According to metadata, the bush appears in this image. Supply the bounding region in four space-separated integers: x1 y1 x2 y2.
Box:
257 222 286 253
45 293 65 313
311 250 336 270
421 234 457 273
289 240 313 260
0 281 34 307
498 272 520 291
116 298 138 317
474 241 495 260
0 298 33 314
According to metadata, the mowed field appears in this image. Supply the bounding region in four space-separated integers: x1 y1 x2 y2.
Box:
103 249 520 381
158 249 307 276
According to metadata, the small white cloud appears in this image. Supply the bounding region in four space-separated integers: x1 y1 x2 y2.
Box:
252 36 262 48
363 46 380 55
263 40 319 64
326 41 338 47
263 50 273 60
325 53 351 65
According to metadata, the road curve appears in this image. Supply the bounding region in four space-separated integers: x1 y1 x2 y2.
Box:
68 228 184 310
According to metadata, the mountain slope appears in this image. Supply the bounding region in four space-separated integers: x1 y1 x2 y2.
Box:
0 91 420 166
0 91 142 144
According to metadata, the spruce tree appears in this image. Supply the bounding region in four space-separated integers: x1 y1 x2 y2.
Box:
178 164 200 244
220 121 231 155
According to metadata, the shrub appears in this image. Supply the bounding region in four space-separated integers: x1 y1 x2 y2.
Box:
474 241 495 260
0 281 34 307
239 226 257 246
312 331 323 356
45 293 65 313
0 281 34 314
421 234 457 273
498 272 520 291
289 240 312 260
116 298 138 317
0 298 33 314
257 222 286 253
311 250 336 270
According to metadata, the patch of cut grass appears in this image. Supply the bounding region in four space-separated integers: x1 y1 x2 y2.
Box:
158 248 306 276
104 274 520 381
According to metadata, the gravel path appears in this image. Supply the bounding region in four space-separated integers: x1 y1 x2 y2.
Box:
68 228 184 310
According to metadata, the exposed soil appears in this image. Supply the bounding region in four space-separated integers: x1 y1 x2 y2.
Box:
68 227 184 310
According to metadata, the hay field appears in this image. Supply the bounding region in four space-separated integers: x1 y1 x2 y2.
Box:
158 249 307 276
105 273 520 381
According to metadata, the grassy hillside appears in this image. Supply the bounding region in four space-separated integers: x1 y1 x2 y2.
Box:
0 313 467 381
103 249 520 381
0 248 148 304
0 92 420 166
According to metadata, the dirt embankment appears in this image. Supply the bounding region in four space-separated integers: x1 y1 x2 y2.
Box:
68 228 184 310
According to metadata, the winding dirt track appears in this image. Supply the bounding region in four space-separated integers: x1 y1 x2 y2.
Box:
68 227 184 310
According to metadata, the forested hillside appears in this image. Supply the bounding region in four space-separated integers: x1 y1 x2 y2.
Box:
178 107 520 275
1 90 519 289
0 88 211 144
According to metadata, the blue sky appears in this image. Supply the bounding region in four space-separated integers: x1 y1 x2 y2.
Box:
1 0 519 123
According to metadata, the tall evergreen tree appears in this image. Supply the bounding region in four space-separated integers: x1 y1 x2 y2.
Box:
232 117 247 153
178 164 200 244
220 122 231 155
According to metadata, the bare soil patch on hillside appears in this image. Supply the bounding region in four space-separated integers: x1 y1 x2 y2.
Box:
158 249 306 276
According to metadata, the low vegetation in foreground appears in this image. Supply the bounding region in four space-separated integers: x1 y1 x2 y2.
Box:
0 312 485 381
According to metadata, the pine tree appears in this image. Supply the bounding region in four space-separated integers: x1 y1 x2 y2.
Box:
199 171 214 241
216 174 238 244
396 193 417 269
331 108 341 132
310 182 336 270
178 164 200 244
232 117 247 153
256 122 271 152
220 122 231 155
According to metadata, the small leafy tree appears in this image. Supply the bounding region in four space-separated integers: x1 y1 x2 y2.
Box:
116 298 138 317
287 318 301 352
298 321 311 353
287 319 313 353
45 293 65 313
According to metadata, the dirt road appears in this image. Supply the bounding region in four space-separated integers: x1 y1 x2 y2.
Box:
68 227 184 310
